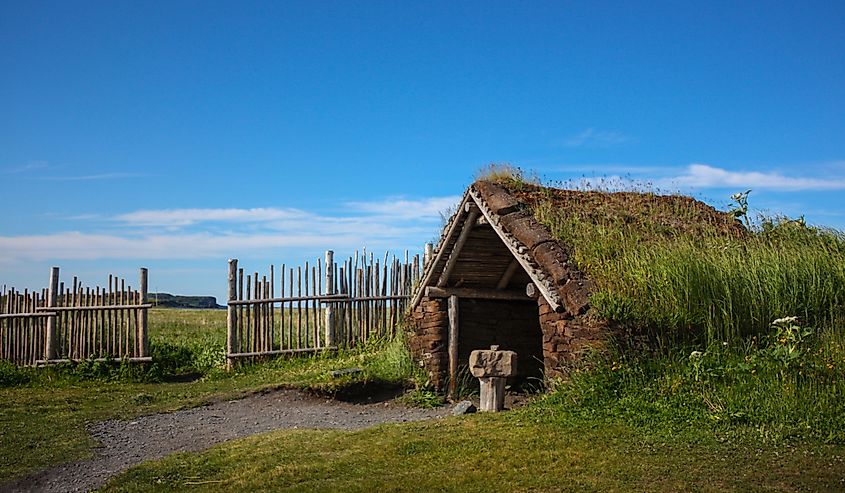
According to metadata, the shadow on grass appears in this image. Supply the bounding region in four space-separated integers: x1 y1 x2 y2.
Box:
306 380 408 404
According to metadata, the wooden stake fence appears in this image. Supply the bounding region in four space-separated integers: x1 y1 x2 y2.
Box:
227 249 421 364
0 267 151 366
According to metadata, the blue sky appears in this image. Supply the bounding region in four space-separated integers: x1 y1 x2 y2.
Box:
2 1 844 302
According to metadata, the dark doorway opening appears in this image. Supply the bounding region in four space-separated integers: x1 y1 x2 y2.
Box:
456 298 544 389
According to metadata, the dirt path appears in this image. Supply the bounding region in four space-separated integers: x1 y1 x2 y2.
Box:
3 389 450 493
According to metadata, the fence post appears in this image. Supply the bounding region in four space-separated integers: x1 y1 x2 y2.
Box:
424 243 433 269
138 267 149 357
227 258 238 369
44 266 60 361
324 250 336 348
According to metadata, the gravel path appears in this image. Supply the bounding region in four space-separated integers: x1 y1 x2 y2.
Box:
2 389 450 493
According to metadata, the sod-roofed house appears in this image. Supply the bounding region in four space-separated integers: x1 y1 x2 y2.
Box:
408 179 742 392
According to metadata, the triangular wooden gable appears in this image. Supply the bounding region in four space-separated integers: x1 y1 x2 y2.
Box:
411 182 565 312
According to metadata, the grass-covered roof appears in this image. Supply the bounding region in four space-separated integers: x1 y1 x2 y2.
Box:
480 173 845 344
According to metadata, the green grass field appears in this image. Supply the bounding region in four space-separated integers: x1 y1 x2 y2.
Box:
101 412 845 492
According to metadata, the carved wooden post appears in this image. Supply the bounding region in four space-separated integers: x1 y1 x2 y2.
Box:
44 266 60 361
138 268 149 357
226 259 238 369
448 294 459 399
324 250 336 348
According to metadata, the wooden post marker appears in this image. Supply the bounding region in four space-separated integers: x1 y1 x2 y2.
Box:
469 345 517 412
44 266 60 361
226 259 238 369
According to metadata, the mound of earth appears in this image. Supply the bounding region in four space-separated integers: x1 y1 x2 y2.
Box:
503 181 746 240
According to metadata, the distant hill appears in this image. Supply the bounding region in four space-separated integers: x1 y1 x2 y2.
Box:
148 293 224 309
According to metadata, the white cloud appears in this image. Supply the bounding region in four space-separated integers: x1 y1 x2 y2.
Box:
661 163 845 191
0 194 458 261
560 128 633 148
116 207 311 227
114 197 459 228
345 195 462 220
0 231 381 261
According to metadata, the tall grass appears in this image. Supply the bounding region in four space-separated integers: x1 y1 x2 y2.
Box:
537 326 845 443
534 201 845 344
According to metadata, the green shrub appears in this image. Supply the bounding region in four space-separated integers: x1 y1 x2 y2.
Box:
147 338 226 380
0 361 33 386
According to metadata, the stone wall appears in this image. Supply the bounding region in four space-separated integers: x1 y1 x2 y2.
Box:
408 297 449 390
538 296 608 379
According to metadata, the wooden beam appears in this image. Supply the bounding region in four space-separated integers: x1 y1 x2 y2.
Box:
0 312 57 320
448 294 459 400
496 259 520 290
425 286 531 301
228 294 349 306
436 207 481 287
36 356 153 366
36 304 153 311
226 347 337 359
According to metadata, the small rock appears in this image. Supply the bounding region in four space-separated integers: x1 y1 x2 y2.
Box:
452 400 476 416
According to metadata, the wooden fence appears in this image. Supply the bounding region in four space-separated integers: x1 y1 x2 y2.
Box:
0 267 151 366
226 249 421 364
